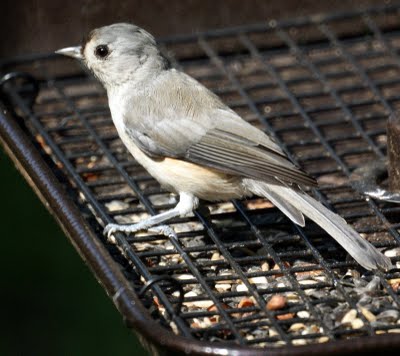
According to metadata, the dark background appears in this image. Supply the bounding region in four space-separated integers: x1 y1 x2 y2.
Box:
0 150 147 355
0 0 387 355
1 0 386 57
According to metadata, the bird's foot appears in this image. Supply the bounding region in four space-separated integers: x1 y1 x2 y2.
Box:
148 225 178 239
104 222 149 242
104 222 177 242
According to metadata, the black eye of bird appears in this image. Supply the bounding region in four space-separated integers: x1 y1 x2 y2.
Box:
95 45 109 59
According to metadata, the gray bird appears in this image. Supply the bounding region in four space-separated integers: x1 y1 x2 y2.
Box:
56 23 392 271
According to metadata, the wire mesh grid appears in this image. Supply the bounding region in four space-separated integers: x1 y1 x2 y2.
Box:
2 5 400 351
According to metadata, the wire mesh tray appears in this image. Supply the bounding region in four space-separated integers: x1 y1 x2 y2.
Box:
1 4 400 354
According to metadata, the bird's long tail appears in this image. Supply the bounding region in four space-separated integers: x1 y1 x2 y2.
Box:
244 179 392 271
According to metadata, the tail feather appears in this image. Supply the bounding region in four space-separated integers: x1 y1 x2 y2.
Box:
244 179 392 271
244 179 305 226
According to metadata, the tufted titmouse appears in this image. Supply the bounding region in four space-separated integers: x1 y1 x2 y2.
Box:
56 23 392 271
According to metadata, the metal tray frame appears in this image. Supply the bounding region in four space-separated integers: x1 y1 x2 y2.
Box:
1 4 400 354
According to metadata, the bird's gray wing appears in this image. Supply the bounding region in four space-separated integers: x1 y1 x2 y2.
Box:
123 70 316 187
186 129 317 187
124 113 316 186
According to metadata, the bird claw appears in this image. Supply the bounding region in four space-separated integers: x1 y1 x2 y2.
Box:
103 223 177 242
103 223 143 241
148 225 177 238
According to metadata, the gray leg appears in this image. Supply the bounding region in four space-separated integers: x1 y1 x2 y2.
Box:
104 192 199 239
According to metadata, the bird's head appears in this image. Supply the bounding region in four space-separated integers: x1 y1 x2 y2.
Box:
56 23 169 89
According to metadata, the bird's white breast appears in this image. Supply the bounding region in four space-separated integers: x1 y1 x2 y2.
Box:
108 87 155 172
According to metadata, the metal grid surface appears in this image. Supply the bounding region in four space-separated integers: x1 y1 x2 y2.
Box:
2 5 400 351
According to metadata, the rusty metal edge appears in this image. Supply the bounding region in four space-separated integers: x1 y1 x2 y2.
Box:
1 104 400 355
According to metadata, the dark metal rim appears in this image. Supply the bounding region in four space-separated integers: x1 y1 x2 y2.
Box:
1 99 400 355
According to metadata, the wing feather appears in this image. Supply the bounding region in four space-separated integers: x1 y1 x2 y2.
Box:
122 69 317 187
